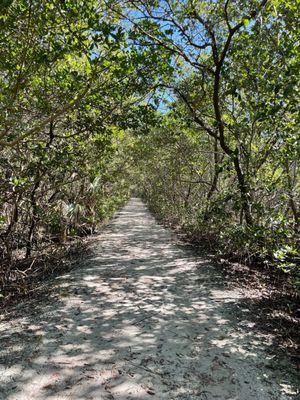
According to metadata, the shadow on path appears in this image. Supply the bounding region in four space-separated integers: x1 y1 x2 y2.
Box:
0 198 298 399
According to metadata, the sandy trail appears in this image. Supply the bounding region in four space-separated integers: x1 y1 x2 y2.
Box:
0 198 298 399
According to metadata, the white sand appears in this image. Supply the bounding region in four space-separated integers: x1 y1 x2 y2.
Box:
0 198 298 399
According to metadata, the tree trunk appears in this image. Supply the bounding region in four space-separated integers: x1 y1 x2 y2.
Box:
25 180 40 258
206 138 221 201
233 156 253 226
285 160 299 230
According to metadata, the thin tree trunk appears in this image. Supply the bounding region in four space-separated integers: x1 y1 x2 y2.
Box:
233 156 253 226
206 138 221 201
285 160 299 229
25 180 40 258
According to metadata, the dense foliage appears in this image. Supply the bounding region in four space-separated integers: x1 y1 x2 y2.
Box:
0 0 299 288
125 0 299 284
0 0 160 273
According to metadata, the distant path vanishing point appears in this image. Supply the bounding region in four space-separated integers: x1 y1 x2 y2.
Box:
0 198 298 399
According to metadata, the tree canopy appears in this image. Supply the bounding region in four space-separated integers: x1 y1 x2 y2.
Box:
0 0 299 287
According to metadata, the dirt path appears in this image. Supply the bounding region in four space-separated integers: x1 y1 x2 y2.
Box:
0 198 298 399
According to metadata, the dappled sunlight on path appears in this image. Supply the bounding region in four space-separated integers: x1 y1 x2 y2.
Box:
0 198 298 399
